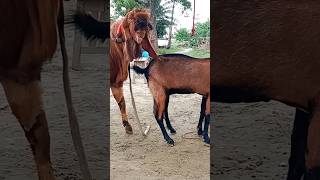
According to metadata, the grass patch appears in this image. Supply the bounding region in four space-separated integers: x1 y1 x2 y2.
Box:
157 43 210 58
158 46 182 55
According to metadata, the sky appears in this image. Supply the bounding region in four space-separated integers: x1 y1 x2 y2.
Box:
173 0 210 30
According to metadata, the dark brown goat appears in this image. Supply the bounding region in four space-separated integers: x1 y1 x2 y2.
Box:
133 54 210 145
212 0 320 179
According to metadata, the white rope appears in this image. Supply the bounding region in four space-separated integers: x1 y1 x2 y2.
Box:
128 67 151 136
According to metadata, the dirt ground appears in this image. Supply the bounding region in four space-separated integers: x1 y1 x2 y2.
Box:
0 1 107 179
110 74 210 180
212 101 295 180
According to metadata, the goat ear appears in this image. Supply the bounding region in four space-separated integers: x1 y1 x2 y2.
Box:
122 17 129 28
127 9 136 21
122 10 135 28
142 35 158 59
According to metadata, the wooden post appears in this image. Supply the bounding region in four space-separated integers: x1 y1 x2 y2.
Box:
72 0 107 70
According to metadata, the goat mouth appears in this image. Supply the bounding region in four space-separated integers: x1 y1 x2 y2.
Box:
135 38 143 44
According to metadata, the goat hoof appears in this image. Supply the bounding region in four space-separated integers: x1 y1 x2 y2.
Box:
305 167 320 180
203 135 210 145
125 124 133 134
166 138 175 145
170 128 176 134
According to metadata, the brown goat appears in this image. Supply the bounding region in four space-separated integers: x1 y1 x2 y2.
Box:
133 54 210 145
74 8 157 134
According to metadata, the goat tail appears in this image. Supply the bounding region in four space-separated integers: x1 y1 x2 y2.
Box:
73 10 109 41
132 65 147 75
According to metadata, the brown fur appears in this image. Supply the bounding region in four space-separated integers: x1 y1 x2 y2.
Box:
212 0 320 178
149 57 210 114
0 0 59 83
0 1 59 179
134 54 210 144
110 8 157 134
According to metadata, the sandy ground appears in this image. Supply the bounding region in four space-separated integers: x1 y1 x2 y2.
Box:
0 1 107 179
110 73 210 180
212 101 295 180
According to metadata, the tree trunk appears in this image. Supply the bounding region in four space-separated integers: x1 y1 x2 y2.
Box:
167 0 176 49
147 0 158 50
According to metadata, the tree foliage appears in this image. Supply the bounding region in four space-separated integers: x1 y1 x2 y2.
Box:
154 1 171 37
166 0 191 48
195 20 210 38
175 19 210 47
174 0 191 12
111 0 142 19
175 28 190 42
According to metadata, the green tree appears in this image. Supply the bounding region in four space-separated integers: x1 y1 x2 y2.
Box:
175 28 189 42
167 0 191 49
191 20 210 47
174 20 210 48
195 20 210 38
154 1 171 38
111 0 142 19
